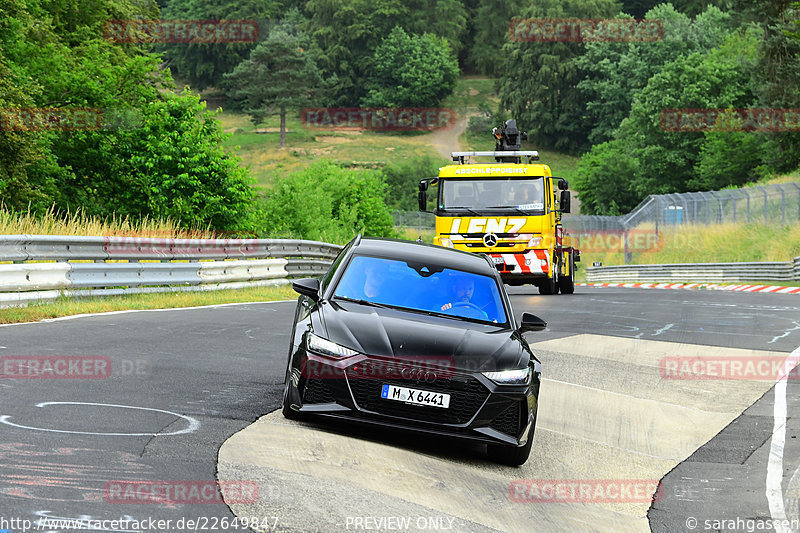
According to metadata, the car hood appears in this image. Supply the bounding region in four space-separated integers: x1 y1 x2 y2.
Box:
316 301 530 372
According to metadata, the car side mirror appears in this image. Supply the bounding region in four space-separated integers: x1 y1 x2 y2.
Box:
292 278 320 301
519 312 547 333
559 190 571 213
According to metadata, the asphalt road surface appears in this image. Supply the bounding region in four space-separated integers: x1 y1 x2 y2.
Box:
0 287 798 532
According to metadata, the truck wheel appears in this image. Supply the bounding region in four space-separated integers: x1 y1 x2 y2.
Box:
559 257 575 294
538 276 557 295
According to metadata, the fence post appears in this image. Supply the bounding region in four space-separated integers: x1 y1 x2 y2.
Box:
743 189 751 222
727 189 737 223
755 185 768 224
776 184 786 224
791 183 800 223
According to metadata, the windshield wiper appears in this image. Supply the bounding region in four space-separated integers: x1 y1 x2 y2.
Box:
445 206 482 216
333 296 394 310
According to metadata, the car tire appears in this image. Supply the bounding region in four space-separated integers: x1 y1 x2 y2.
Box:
559 257 575 294
487 434 534 466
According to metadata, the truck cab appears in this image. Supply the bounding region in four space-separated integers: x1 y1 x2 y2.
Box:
419 150 579 295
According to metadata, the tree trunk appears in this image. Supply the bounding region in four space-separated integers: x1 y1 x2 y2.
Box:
280 106 287 148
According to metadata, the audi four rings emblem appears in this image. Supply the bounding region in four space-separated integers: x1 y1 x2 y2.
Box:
401 367 437 383
483 233 498 247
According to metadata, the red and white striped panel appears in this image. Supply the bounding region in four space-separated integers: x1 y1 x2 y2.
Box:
491 250 549 275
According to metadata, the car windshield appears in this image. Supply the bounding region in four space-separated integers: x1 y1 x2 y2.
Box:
440 177 545 212
333 255 508 325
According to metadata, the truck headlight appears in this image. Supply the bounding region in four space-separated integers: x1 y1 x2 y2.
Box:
440 238 454 248
482 367 531 385
528 236 542 247
306 333 358 359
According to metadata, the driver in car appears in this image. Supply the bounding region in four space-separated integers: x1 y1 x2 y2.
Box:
440 274 489 320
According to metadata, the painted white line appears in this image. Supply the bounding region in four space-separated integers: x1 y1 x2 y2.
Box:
0 401 200 436
767 345 800 533
653 323 675 336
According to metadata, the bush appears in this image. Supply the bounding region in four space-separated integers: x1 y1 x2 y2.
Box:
258 161 396 243
383 156 444 211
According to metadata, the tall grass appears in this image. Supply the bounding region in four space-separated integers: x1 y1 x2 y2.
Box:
578 222 800 272
0 206 216 238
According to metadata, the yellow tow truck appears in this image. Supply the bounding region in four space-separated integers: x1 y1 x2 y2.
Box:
418 120 579 294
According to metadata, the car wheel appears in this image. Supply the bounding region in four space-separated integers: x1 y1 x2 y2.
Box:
487 434 534 466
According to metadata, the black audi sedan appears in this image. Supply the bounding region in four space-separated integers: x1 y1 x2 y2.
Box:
281 235 545 466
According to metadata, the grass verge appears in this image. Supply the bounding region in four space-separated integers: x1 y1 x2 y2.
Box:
0 285 297 325
574 221 800 282
0 206 217 238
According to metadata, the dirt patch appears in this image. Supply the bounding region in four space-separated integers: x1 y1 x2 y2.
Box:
469 89 480 96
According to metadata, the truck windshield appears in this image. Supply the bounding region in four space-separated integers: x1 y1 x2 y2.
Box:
439 177 545 213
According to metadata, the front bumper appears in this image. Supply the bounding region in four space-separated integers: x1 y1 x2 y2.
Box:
287 353 538 447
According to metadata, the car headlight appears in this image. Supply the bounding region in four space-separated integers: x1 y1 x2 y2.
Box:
440 238 454 248
482 367 532 385
306 333 358 358
528 235 542 247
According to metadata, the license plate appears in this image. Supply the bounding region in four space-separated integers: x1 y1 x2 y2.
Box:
491 256 505 264
380 384 450 408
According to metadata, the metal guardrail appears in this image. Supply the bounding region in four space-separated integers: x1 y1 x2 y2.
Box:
586 257 800 284
0 235 342 307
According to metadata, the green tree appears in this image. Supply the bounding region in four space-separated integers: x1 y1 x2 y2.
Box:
160 0 283 90
224 18 323 147
496 0 622 153
466 0 519 76
259 161 395 242
573 140 640 215
574 29 761 214
383 156 444 211
577 5 734 145
304 0 467 106
361 26 459 108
